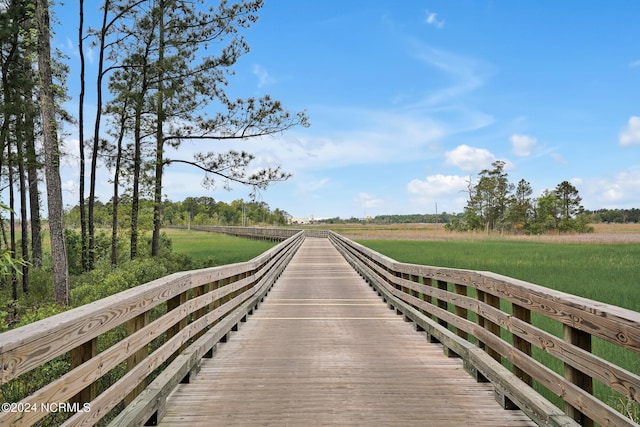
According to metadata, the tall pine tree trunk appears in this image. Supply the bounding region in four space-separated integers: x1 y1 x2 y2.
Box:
36 0 70 305
151 0 165 258
111 100 128 265
89 0 111 269
78 0 88 271
17 117 30 292
24 98 42 268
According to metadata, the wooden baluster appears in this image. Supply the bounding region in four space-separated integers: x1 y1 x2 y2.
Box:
218 277 231 342
429 278 438 322
166 291 188 363
484 292 502 363
512 304 532 386
563 325 594 427
454 283 468 340
70 338 97 406
401 272 410 297
436 280 448 329
125 312 150 405
420 276 430 317
477 289 487 351
193 284 207 341
209 279 221 324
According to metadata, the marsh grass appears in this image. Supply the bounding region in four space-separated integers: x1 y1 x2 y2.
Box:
359 239 640 311
163 228 278 265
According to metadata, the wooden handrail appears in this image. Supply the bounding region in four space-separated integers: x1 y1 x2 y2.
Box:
329 231 640 427
0 231 304 426
168 225 301 240
168 225 330 239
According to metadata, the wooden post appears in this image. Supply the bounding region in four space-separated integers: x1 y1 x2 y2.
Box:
484 292 502 362
410 274 420 299
401 272 410 297
209 279 221 325
563 325 594 427
166 291 188 363
454 283 468 340
125 311 150 405
193 284 207 341
436 280 448 329
420 276 430 317
477 289 487 351
512 304 532 386
70 338 97 405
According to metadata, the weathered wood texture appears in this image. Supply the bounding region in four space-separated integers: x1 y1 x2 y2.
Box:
158 238 537 427
330 232 640 427
169 225 303 241
0 232 304 426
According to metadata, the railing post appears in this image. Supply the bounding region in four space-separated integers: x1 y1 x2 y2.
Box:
435 279 448 329
512 304 532 386
125 311 150 405
454 283 468 340
563 325 594 427
420 276 430 317
477 290 501 362
218 277 231 342
70 338 97 406
167 291 188 363
193 284 207 341
410 274 420 299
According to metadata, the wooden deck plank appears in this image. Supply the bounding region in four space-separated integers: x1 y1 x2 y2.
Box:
159 238 536 426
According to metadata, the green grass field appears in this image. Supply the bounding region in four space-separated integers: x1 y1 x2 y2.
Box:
164 228 278 265
357 239 640 312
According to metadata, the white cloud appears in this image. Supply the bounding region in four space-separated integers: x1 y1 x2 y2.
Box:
444 144 496 172
510 134 537 156
582 169 640 208
62 180 77 195
354 192 383 209
299 178 330 192
425 11 445 29
409 42 488 107
629 59 640 69
407 174 469 197
252 64 276 88
619 116 640 146
406 174 470 213
550 152 567 164
204 105 448 173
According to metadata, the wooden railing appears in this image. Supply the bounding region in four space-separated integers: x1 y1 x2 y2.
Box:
169 225 330 239
3 230 639 426
329 232 640 427
169 225 300 241
0 231 304 426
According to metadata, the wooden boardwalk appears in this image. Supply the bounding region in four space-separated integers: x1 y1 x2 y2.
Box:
158 238 536 426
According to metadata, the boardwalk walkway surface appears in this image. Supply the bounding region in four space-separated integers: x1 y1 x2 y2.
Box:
158 238 536 426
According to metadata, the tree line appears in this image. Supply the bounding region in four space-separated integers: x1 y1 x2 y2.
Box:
0 0 308 305
584 208 640 224
65 196 290 232
446 161 592 234
317 213 459 224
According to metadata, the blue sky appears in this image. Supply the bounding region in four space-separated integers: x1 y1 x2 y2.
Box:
54 1 640 220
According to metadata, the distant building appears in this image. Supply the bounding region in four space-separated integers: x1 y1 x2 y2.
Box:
289 217 314 225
